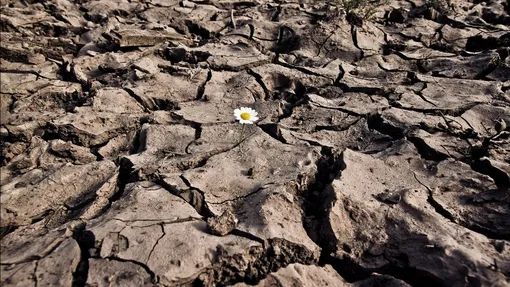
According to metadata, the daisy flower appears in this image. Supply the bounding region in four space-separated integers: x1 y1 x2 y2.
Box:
234 107 259 124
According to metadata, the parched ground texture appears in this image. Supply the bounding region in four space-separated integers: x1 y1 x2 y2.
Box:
1 0 509 286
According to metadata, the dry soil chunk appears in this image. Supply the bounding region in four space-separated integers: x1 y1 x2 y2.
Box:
87 182 260 285
91 88 145 113
87 258 154 287
1 238 80 287
184 129 321 252
207 210 238 236
1 160 116 228
325 143 509 286
46 112 143 147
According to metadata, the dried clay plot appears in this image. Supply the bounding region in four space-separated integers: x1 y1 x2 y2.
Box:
1 0 509 286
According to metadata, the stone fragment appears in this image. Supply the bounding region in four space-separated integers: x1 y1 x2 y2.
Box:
207 210 238 236
375 190 402 204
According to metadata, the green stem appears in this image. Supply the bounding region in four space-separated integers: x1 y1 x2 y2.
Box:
239 124 245 143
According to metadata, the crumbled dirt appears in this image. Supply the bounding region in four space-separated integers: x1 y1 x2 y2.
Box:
1 0 509 286
207 210 238 236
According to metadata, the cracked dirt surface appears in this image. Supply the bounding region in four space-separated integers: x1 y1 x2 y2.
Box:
0 0 509 286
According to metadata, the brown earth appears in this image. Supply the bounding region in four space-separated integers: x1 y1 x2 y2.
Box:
1 0 509 286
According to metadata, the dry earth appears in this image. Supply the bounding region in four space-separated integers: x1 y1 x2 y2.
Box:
1 0 510 286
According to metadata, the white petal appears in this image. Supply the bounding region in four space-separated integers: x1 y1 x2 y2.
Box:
235 107 259 124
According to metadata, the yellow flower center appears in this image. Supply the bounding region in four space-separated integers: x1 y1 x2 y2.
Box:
240 112 251 120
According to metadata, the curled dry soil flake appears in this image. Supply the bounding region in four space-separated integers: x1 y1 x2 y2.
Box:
1 0 509 286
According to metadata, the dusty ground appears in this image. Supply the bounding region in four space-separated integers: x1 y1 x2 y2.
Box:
1 0 509 286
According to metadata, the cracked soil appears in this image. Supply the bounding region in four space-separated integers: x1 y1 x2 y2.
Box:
1 0 509 286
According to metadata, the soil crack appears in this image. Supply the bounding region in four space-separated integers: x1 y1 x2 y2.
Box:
146 224 165 265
